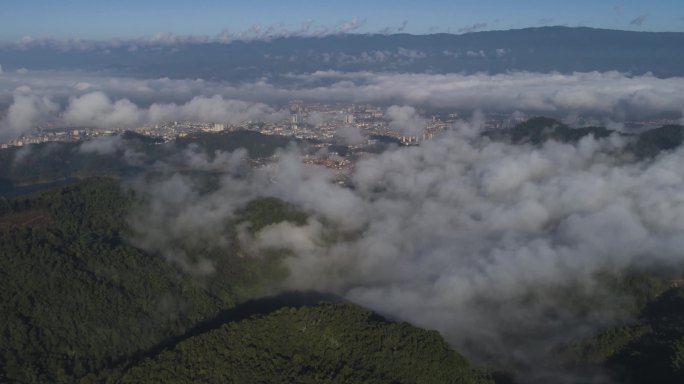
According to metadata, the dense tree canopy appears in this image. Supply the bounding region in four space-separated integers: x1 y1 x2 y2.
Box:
115 302 493 384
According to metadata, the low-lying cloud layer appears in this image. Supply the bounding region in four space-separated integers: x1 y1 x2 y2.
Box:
1 91 57 140
385 105 426 135
63 92 287 130
0 87 286 141
123 117 684 382
2 70 684 141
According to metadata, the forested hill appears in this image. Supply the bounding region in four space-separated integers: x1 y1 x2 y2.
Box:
560 282 684 384
0 129 294 197
3 121 684 383
490 117 684 158
0 178 491 383
114 302 492 384
4 177 684 383
0 178 286 382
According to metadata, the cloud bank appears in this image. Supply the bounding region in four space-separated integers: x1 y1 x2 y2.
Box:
124 116 684 382
2 70 684 140
385 105 427 135
0 85 287 140
63 92 287 129
0 87 58 141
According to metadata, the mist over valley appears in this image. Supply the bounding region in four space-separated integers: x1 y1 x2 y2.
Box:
2 5 684 383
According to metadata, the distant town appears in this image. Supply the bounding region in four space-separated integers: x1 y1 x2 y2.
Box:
0 100 677 149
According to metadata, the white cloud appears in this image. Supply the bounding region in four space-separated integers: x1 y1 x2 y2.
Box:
147 95 287 125
64 91 144 128
385 105 426 135
126 116 684 380
3 70 684 139
0 91 58 141
62 92 287 129
336 125 365 145
338 17 366 33
79 134 125 155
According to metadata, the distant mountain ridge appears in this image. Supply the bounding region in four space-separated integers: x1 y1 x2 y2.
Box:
1 27 683 79
491 117 684 158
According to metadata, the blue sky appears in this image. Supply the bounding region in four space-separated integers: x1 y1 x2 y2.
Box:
2 0 683 41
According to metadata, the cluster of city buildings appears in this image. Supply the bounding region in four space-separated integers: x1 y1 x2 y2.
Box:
1 101 459 149
2 101 678 164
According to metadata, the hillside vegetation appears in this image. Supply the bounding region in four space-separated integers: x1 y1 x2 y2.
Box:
115 302 492 384
0 178 295 382
0 178 492 384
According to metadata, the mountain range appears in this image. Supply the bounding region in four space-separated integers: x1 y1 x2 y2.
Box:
2 27 683 79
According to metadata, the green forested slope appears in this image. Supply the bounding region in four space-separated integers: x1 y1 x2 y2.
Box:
493 118 684 160
0 178 290 383
115 302 493 384
4 120 684 383
0 130 294 197
565 285 684 384
508 117 612 145
0 178 490 384
554 272 684 384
